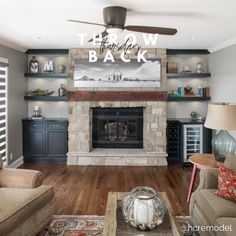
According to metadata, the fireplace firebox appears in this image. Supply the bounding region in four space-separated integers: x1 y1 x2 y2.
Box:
92 107 143 148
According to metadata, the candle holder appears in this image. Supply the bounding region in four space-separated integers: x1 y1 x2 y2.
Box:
32 106 42 119
122 186 165 230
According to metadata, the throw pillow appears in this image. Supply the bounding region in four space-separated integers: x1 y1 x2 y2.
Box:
217 165 236 201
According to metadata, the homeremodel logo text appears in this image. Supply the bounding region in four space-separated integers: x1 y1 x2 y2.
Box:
186 224 232 233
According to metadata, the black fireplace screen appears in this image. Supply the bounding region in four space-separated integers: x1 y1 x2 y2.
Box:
92 107 143 148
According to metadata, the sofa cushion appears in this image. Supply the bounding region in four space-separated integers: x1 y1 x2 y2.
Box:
215 217 236 236
217 165 236 202
195 189 236 224
0 185 53 235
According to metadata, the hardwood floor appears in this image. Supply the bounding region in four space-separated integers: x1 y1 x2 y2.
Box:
20 164 195 216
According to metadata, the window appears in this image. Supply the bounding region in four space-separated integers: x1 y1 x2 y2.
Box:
0 59 8 166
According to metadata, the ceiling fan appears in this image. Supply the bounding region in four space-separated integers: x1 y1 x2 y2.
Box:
68 6 177 42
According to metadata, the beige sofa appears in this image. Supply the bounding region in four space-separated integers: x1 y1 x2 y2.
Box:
0 158 54 236
190 155 236 236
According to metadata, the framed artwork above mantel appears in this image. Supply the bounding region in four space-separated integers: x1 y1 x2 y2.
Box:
73 59 162 88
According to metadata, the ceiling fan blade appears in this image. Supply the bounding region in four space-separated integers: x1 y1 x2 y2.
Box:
125 25 177 35
88 31 109 42
68 19 106 27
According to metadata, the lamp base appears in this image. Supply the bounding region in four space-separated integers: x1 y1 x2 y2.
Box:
212 130 236 162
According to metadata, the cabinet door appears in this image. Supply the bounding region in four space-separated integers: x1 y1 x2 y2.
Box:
23 129 46 161
46 130 68 162
166 121 181 164
183 124 203 163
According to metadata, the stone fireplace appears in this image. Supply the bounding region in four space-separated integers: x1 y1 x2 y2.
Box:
67 48 168 166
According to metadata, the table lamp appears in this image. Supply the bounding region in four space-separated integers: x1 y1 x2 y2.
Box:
204 103 236 162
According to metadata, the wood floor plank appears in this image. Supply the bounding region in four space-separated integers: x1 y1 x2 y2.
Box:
20 164 194 216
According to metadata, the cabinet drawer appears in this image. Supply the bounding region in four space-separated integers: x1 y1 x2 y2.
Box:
23 121 44 130
46 122 67 130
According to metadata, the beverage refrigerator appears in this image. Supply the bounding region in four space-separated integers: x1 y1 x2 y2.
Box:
182 124 203 165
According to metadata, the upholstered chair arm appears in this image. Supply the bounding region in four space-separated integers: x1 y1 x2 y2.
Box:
196 168 218 191
0 168 44 188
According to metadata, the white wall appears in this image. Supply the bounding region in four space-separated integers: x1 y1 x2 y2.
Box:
209 44 236 138
167 101 208 118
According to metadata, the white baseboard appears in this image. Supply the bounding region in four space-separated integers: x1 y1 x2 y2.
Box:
7 156 24 168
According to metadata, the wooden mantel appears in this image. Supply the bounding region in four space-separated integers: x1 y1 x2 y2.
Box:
68 91 167 101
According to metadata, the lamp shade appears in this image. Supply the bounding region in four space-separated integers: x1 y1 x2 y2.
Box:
204 103 236 130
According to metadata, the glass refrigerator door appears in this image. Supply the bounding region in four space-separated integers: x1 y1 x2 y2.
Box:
183 124 203 162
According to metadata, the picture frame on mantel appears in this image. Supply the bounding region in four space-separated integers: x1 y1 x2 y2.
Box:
73 59 161 88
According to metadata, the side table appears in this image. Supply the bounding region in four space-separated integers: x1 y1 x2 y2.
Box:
187 154 222 203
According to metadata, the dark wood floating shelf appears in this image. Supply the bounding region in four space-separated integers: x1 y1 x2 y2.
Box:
168 96 211 101
167 73 211 78
24 72 68 78
26 49 69 55
24 96 68 101
167 49 210 55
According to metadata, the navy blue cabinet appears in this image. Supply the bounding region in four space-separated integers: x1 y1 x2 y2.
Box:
23 119 68 163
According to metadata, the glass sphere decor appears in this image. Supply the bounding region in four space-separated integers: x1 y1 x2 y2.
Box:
122 186 165 230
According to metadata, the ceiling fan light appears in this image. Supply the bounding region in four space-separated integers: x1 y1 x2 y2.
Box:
106 27 124 35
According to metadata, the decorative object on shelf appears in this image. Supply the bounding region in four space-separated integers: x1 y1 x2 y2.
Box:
58 84 66 96
169 90 180 97
190 111 198 121
122 186 165 230
182 66 192 73
177 86 184 97
57 64 66 73
197 113 203 120
184 85 194 96
197 86 203 97
204 103 236 162
203 87 210 97
32 105 43 119
29 56 39 73
25 88 54 96
43 60 54 72
167 62 178 73
196 63 203 73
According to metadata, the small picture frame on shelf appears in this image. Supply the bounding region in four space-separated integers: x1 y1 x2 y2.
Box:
57 65 66 73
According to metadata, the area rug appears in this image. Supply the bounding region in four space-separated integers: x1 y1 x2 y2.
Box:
45 215 196 236
45 215 104 236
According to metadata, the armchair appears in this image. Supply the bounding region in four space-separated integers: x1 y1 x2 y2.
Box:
0 158 55 236
189 155 236 236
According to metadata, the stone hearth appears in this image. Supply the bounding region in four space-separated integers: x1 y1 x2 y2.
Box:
68 149 167 166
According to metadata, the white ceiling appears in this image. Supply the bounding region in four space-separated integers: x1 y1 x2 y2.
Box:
0 0 236 52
